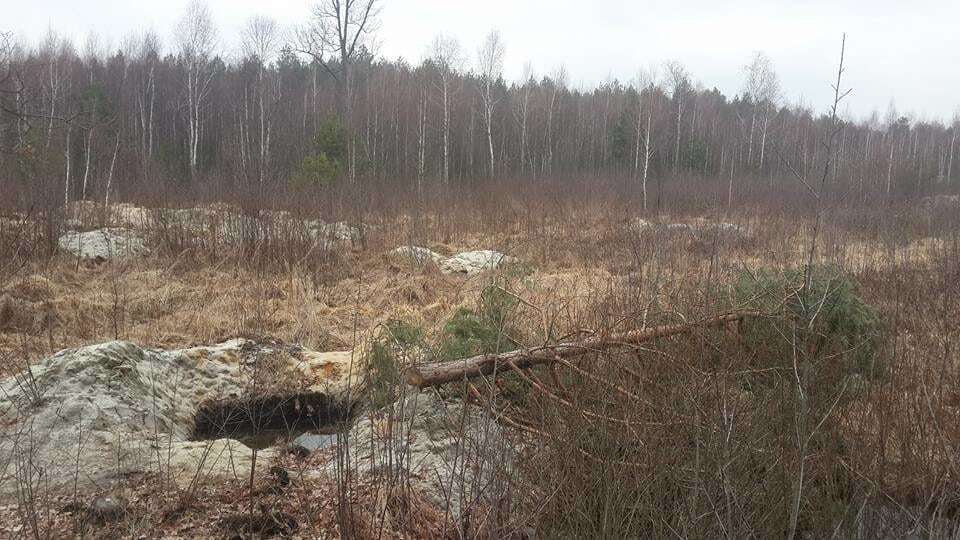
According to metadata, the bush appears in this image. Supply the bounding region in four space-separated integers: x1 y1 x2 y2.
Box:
479 285 519 329
382 318 425 346
366 319 425 409
365 288 522 407
734 266 883 386
291 153 340 188
437 286 519 361
437 308 507 360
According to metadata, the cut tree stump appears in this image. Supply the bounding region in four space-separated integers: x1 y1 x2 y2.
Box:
404 311 756 388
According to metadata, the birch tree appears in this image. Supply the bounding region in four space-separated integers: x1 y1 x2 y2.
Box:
633 66 657 209
175 0 217 180
949 111 958 183
242 15 281 186
126 31 160 175
858 110 879 196
477 29 504 177
544 65 567 175
884 102 899 195
428 34 462 185
39 30 70 150
514 62 535 175
39 33 78 203
416 86 426 187
80 32 107 199
663 60 690 174
0 32 13 172
742 52 780 170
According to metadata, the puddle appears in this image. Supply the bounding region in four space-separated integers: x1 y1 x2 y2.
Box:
289 431 340 452
239 427 341 451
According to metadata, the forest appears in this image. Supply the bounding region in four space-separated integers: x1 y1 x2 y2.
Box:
1 1 956 210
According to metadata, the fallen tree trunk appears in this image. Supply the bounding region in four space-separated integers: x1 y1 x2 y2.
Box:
404 311 757 388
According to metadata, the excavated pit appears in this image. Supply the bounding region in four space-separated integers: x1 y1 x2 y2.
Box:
191 391 352 450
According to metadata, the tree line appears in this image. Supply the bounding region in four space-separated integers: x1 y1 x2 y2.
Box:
0 0 957 209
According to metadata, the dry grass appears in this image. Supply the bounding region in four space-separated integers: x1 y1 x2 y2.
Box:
0 185 958 537
0 201 819 364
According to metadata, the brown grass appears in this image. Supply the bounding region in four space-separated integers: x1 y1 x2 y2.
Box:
0 183 958 537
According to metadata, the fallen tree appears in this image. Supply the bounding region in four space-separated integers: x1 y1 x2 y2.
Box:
404 311 757 388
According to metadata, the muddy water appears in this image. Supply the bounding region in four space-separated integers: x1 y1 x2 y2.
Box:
238 425 343 451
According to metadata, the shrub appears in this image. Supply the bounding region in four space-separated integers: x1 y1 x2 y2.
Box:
366 319 425 409
437 308 505 360
291 153 340 188
734 266 883 386
382 318 425 347
479 285 519 329
437 286 519 361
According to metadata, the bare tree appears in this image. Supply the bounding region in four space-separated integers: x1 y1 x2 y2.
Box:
175 0 217 180
663 60 690 173
82 31 106 73
859 109 879 197
884 101 900 196
242 15 281 65
0 31 10 80
514 62 535 175
784 38 850 540
299 0 381 181
0 31 16 179
242 15 281 186
428 34 463 185
477 29 505 177
39 29 72 151
36 31 79 204
634 66 657 209
416 86 426 187
949 110 958 183
742 52 781 170
80 31 108 200
0 31 14 159
130 31 160 173
804 34 851 287
545 65 567 175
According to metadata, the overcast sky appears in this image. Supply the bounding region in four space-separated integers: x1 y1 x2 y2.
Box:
7 0 959 121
